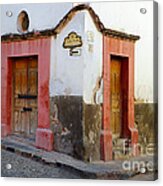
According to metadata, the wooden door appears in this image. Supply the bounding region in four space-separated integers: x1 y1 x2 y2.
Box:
110 57 122 138
13 57 38 137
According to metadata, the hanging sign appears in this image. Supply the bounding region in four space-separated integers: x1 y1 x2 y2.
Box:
63 32 82 49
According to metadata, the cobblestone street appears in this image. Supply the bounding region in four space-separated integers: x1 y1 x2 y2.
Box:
1 149 157 180
1 149 83 178
128 172 157 181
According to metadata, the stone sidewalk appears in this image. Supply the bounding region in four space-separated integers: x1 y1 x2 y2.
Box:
1 135 158 180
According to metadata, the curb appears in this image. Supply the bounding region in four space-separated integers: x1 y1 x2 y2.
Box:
1 139 157 180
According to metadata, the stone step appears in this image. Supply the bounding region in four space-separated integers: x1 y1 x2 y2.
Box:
113 138 130 145
112 138 132 160
113 138 131 149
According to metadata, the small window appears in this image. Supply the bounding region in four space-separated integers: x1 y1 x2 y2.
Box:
17 10 29 33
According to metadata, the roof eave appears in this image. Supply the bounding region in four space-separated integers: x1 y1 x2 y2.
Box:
1 4 140 42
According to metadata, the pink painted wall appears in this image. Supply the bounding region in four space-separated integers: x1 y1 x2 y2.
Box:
1 38 51 135
101 36 138 160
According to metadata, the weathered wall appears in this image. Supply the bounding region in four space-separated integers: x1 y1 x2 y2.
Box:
49 10 103 161
1 38 51 134
50 96 83 159
1 2 157 161
102 36 138 161
134 103 157 154
83 11 103 104
1 1 156 102
50 12 84 96
83 104 102 161
49 12 85 159
91 1 155 103
1 38 54 151
82 11 103 161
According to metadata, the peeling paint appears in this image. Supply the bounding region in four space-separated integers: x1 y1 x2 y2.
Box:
89 131 95 144
63 87 72 95
93 77 103 104
83 11 103 104
51 104 59 124
61 127 71 136
92 76 102 104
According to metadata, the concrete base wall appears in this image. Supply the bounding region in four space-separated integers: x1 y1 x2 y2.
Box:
134 103 158 154
83 104 102 162
50 96 102 161
50 98 157 160
50 96 83 159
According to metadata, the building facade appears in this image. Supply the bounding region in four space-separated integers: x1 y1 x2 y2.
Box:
1 2 156 162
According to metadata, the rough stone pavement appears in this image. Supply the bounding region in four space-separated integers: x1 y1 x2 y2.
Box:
1 135 158 180
1 149 83 178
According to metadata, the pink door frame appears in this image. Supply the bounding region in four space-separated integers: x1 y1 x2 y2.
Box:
101 36 138 161
1 38 53 151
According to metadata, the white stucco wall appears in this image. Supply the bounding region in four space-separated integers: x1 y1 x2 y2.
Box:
1 1 156 103
0 3 72 34
49 10 103 101
83 10 103 104
50 12 85 96
50 11 103 100
91 0 155 103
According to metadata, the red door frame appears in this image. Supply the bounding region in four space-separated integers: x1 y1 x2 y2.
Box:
101 36 138 161
1 38 53 151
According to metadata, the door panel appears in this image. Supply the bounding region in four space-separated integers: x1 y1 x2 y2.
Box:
110 57 122 138
13 57 38 137
27 59 38 134
13 110 21 132
13 60 28 134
